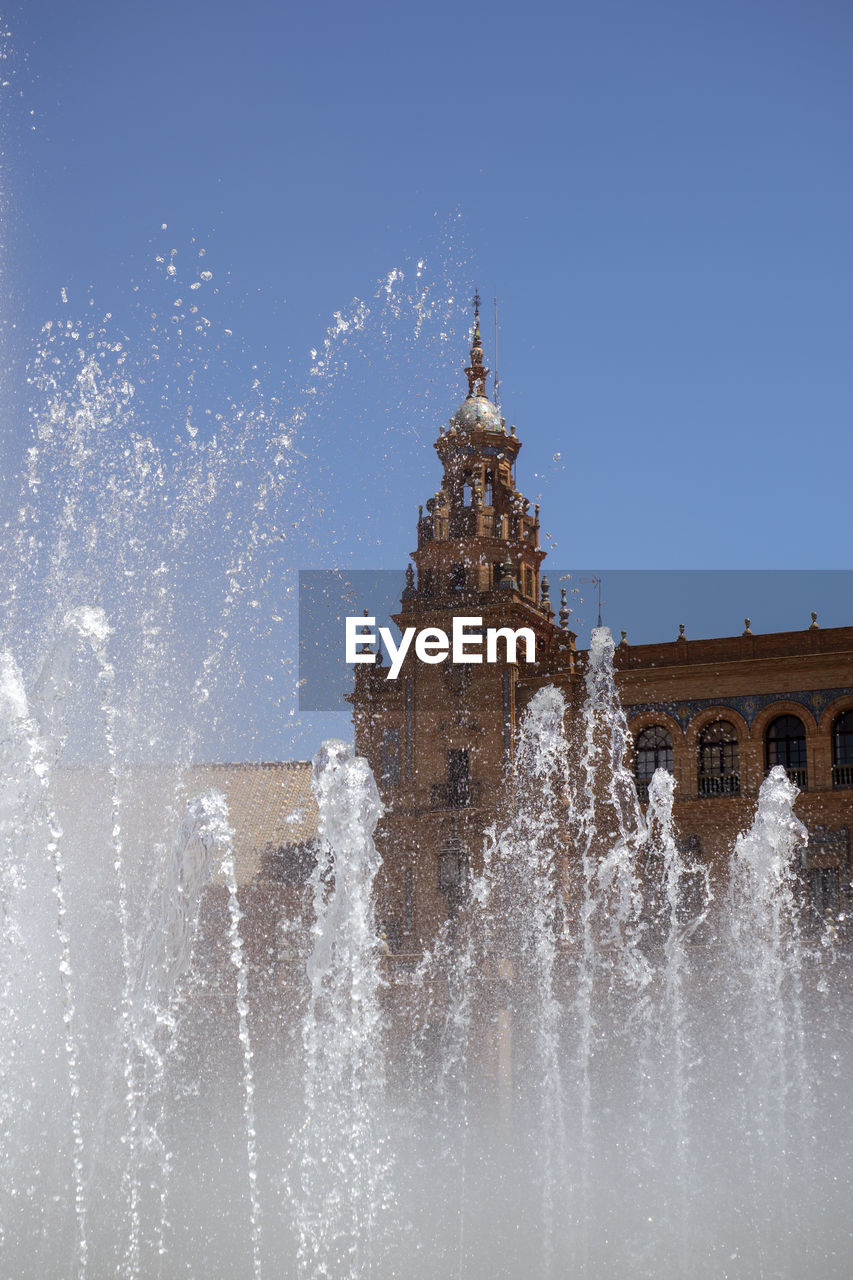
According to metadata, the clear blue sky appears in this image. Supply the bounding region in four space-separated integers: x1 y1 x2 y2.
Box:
1 1 851 757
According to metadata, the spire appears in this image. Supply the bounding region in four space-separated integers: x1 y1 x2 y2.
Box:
464 289 490 398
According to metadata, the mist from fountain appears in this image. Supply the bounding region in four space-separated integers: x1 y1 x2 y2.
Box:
2 595 852 1276
297 740 390 1279
0 244 463 1276
474 685 571 1275
0 241 850 1274
643 764 711 1271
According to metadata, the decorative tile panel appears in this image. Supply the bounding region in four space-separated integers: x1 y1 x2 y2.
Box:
623 687 853 733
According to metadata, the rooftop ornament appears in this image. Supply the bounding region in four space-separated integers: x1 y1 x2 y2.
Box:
464 289 489 399
500 554 517 590
447 291 505 433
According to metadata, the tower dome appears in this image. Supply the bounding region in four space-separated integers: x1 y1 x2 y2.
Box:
450 395 504 432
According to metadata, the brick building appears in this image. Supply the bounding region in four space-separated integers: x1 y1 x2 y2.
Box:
350 303 853 951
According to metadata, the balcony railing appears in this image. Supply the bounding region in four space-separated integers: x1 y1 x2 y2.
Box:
430 781 482 810
640 768 817 801
832 764 853 789
698 774 741 797
778 766 808 790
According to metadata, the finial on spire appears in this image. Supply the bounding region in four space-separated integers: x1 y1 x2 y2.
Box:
464 288 489 398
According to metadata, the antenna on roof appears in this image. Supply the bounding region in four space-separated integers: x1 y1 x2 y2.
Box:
580 575 605 628
493 290 500 408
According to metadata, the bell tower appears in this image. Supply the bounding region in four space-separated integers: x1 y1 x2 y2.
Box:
350 296 575 951
411 291 545 608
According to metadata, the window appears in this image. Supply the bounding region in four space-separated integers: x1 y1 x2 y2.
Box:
524 566 533 597
765 714 807 789
798 825 849 924
643 836 705 935
259 842 316 885
438 831 467 895
380 728 401 788
675 836 706 923
451 563 466 591
698 720 740 796
462 470 473 507
808 867 841 917
484 469 494 506
832 710 853 788
634 725 673 802
447 748 471 808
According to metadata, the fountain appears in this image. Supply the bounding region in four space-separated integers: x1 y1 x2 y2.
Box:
2 595 852 1276
1 267 851 1279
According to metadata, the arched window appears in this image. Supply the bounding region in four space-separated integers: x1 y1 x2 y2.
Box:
698 720 740 796
832 710 853 789
765 714 808 789
634 725 673 802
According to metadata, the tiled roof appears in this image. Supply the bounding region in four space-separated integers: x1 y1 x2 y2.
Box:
187 761 318 886
51 761 319 890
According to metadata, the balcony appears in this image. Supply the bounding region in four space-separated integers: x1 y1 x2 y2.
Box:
832 764 853 789
698 774 741 797
430 781 482 810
